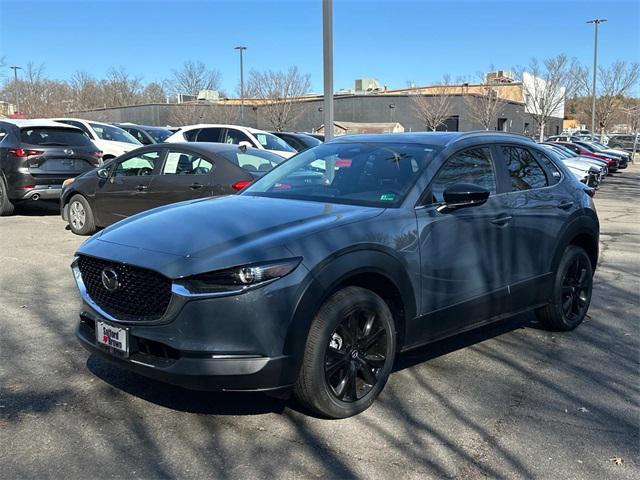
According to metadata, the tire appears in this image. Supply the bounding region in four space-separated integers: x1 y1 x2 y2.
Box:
0 175 15 216
536 245 593 331
67 194 96 235
294 286 396 418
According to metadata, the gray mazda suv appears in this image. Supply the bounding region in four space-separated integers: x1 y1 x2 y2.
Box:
72 132 599 418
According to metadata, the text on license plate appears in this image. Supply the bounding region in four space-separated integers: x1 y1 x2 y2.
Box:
96 321 128 355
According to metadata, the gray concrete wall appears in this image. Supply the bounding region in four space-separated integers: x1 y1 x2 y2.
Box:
68 95 563 138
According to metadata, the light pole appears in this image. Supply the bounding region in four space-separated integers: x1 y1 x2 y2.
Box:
9 65 22 113
322 0 334 140
235 46 247 124
587 18 606 139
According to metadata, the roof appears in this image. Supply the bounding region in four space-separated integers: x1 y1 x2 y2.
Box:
328 131 534 147
153 142 277 156
176 124 270 134
114 123 171 131
0 119 82 129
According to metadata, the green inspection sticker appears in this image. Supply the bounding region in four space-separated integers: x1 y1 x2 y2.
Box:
380 193 396 201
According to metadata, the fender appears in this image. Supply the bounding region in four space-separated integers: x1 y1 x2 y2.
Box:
549 209 599 274
282 245 418 371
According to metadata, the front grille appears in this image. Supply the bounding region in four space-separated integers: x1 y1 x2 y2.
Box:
77 255 172 321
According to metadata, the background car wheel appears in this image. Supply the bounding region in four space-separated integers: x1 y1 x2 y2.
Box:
0 176 15 216
294 286 396 418
68 194 96 235
536 245 593 331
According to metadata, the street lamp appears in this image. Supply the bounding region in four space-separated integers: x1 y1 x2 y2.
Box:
587 18 607 139
9 65 22 113
235 46 247 124
322 0 334 140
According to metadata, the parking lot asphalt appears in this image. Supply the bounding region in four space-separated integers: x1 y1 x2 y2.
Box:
1 167 638 480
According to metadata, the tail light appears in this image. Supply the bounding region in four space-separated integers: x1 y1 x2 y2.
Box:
9 148 44 157
232 180 252 191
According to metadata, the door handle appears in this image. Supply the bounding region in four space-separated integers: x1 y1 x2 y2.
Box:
557 200 574 210
490 214 512 226
189 182 204 190
135 184 148 192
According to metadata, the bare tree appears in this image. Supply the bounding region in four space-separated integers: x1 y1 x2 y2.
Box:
69 71 104 110
164 60 223 98
141 82 167 103
464 74 507 130
101 67 143 107
409 76 454 131
517 55 578 141
246 66 311 131
576 61 640 137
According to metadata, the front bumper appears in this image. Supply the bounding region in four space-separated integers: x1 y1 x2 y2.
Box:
72 257 309 391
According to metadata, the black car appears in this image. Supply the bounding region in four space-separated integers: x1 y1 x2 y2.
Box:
72 132 598 418
0 120 102 216
608 134 638 152
61 142 283 235
271 131 323 152
114 123 173 145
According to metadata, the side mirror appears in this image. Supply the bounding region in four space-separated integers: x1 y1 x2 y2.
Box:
441 183 490 211
96 168 109 179
238 141 253 152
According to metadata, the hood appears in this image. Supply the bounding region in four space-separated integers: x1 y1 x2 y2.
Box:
78 195 383 276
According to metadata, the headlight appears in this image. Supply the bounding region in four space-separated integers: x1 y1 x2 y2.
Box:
177 258 302 294
62 177 75 188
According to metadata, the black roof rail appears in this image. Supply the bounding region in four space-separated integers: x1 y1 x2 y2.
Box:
452 130 535 143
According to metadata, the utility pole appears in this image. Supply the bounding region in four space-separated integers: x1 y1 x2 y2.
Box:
9 65 22 113
587 18 607 139
235 46 247 124
322 0 334 140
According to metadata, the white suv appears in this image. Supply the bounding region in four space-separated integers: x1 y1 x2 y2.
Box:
53 118 142 161
165 124 296 158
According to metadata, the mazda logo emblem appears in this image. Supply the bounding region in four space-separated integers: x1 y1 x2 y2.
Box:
64 148 74 156
101 267 119 292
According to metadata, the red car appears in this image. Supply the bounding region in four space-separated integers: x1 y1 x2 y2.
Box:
554 141 619 172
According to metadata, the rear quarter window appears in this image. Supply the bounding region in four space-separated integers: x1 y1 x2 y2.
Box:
20 127 94 147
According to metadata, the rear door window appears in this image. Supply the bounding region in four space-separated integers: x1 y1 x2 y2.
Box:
501 146 548 190
224 128 252 145
162 151 214 175
218 149 284 172
196 128 223 142
20 127 94 147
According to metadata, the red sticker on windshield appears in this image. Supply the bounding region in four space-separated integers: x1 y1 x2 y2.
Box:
335 159 352 167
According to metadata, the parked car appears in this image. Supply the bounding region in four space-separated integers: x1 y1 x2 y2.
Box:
0 119 103 215
607 134 638 152
540 143 608 181
113 123 173 145
61 142 284 235
540 145 601 188
546 135 580 142
553 141 619 172
53 118 142 161
71 131 598 418
271 131 322 152
573 141 628 169
304 132 325 142
165 124 297 158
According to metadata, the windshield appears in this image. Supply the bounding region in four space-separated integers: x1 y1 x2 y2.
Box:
218 149 285 172
243 142 441 207
20 127 94 147
89 123 141 144
146 128 172 143
252 132 296 152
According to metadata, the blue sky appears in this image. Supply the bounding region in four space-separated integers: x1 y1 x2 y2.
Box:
1 0 638 94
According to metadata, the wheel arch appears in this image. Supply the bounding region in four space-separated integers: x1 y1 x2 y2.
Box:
550 213 599 273
283 247 417 369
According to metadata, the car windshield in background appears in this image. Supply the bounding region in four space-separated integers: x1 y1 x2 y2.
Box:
253 132 296 152
20 127 94 147
89 123 140 144
218 149 285 172
146 128 172 143
243 142 441 207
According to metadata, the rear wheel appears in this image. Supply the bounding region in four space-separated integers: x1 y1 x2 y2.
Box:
0 176 15 216
68 194 96 235
294 286 396 418
536 245 593 331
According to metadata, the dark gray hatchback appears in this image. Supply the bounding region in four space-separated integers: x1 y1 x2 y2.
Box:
73 132 599 418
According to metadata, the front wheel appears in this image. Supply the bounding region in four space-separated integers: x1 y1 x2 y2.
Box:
536 245 593 331
294 286 396 418
67 194 96 235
